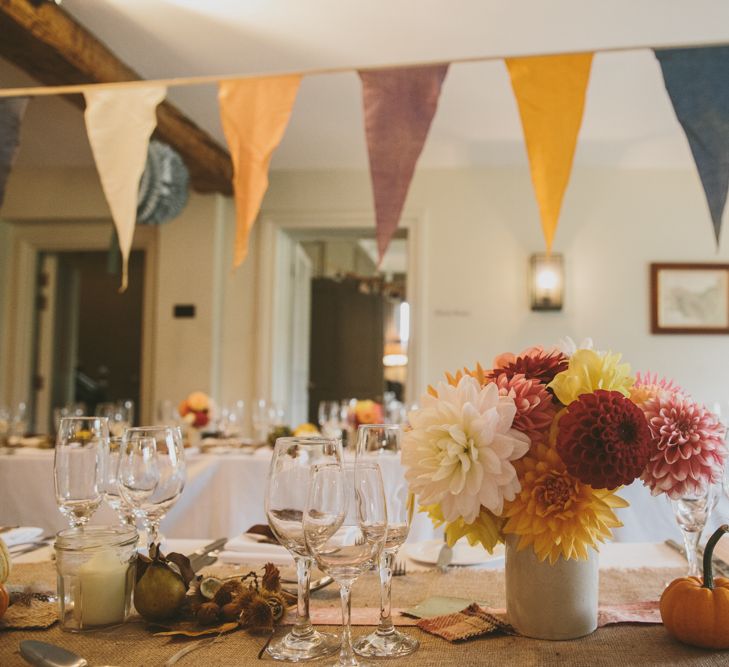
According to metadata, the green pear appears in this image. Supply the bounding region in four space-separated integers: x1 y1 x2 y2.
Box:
134 562 187 621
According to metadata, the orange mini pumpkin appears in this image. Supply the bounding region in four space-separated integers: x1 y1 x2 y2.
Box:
660 524 729 649
0 583 9 619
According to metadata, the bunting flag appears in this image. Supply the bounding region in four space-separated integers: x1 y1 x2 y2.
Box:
360 64 448 262
0 97 29 209
506 53 593 251
218 75 302 267
84 85 166 291
655 46 729 245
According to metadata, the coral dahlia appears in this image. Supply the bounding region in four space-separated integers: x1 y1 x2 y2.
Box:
488 347 569 387
503 442 627 563
640 393 727 499
630 371 683 408
402 376 530 524
555 390 652 489
493 373 556 444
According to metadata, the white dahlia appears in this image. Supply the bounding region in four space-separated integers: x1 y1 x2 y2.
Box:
402 376 530 523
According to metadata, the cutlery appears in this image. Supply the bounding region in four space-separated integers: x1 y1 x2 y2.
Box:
436 536 453 573
19 640 119 667
280 575 334 593
665 539 729 577
187 537 227 572
392 559 407 577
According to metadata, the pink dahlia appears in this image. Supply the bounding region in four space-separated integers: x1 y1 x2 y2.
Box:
630 371 683 407
641 394 727 499
494 373 556 444
556 390 653 489
488 347 569 387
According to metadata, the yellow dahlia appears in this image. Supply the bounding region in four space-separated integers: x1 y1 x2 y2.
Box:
548 349 634 406
421 503 503 553
503 442 628 564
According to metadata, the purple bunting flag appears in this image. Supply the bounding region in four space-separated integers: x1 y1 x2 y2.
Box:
0 97 29 209
656 46 729 245
360 65 448 262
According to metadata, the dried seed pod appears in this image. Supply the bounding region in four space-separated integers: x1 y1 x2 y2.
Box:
214 579 245 607
221 600 244 622
241 595 274 634
261 563 281 592
197 601 221 625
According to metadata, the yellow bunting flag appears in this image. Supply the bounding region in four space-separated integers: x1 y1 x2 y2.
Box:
506 53 593 250
84 85 166 292
218 75 301 267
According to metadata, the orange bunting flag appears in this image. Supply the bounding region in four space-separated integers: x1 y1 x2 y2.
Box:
360 65 448 262
84 85 167 291
218 75 302 267
506 53 593 251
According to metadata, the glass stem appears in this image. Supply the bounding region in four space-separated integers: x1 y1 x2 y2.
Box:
339 582 357 667
377 550 395 635
291 555 315 639
682 529 701 577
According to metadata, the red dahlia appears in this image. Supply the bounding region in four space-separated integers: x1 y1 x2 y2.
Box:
488 347 569 387
556 389 651 489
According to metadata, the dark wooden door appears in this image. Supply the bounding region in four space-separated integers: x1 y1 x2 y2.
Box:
308 278 384 423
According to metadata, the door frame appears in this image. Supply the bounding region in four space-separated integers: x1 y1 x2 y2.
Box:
254 209 426 407
0 220 158 425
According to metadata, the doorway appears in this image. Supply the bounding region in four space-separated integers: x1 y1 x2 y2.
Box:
32 250 145 433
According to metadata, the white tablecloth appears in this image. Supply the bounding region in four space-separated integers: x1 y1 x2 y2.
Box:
2 448 728 544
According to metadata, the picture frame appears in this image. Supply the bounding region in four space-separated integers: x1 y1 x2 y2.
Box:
651 263 729 334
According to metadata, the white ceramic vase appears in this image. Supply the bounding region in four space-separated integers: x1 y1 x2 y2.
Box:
504 535 599 640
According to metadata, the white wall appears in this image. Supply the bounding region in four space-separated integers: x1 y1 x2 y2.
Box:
261 167 729 407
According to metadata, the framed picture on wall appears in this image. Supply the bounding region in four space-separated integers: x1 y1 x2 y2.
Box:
651 263 729 334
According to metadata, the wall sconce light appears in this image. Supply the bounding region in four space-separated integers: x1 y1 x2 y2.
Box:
529 253 564 311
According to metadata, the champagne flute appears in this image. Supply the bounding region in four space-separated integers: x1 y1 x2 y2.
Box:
54 417 107 528
304 462 388 667
671 482 720 576
119 426 185 548
265 437 342 662
353 425 419 658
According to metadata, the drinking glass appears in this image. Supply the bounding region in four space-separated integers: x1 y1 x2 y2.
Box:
253 399 272 444
304 462 388 667
54 417 107 528
318 401 345 440
221 400 246 437
100 436 135 526
671 483 720 576
119 426 185 548
265 437 342 662
96 402 131 438
353 425 418 658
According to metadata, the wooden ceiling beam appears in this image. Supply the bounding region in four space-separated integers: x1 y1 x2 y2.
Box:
0 0 233 195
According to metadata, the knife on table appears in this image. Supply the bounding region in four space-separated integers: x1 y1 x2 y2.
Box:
436 536 453 572
187 537 227 572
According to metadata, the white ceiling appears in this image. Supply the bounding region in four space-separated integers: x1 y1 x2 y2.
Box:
7 0 729 170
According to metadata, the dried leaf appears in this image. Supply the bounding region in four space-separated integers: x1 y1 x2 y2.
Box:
153 621 239 637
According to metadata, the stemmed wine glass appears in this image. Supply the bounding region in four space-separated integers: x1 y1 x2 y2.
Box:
102 436 137 526
671 482 720 576
353 425 419 658
119 426 185 548
54 417 108 528
304 462 388 667
265 437 343 662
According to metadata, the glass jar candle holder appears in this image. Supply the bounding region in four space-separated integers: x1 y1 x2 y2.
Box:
55 525 138 631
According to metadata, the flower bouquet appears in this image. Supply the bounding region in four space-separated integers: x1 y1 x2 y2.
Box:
402 341 726 639
178 391 214 447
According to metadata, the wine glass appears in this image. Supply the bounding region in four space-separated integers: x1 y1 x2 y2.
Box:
353 425 419 658
54 417 107 528
220 400 246 437
671 483 720 576
96 402 131 438
318 401 344 440
304 462 388 667
100 436 135 526
253 399 272 444
265 437 343 662
119 426 185 548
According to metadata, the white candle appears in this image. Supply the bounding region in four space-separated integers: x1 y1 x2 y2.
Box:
73 550 130 626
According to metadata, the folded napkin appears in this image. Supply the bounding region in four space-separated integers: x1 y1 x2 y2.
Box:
218 535 293 566
1 527 44 548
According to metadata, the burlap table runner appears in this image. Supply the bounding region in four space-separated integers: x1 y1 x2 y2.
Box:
2 562 729 666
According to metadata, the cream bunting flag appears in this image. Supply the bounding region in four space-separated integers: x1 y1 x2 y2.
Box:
506 54 593 251
360 65 448 262
218 75 302 267
84 85 167 291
